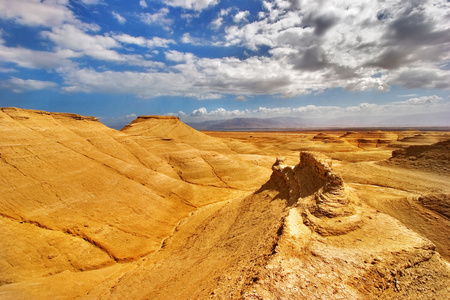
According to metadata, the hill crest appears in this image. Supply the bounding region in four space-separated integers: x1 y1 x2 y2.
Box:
1 107 99 122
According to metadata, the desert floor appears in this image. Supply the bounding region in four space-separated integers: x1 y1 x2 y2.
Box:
0 108 449 299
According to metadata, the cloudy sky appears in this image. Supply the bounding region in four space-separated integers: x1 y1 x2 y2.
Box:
0 0 449 128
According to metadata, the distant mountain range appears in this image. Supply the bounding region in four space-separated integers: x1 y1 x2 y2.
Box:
188 117 311 131
187 112 450 131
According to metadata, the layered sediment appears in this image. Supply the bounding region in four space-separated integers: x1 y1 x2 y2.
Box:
271 151 362 235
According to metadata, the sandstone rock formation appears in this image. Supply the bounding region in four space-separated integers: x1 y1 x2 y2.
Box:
341 130 398 149
250 153 449 299
0 108 449 299
312 132 344 143
0 107 269 287
121 115 271 190
388 139 450 174
270 152 362 235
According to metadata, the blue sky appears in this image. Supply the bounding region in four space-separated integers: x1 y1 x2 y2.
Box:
0 0 449 128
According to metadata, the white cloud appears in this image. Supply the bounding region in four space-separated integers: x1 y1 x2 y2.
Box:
61 68 195 98
181 32 193 44
210 8 233 30
0 43 74 69
173 94 449 122
58 53 302 99
0 0 98 31
139 0 148 8
180 33 205 45
189 107 248 118
114 34 175 48
197 93 222 100
191 107 207 116
165 50 197 65
33 25 166 68
112 11 126 24
1 0 448 101
162 0 219 11
52 49 347 99
0 0 73 28
41 24 121 60
236 95 246 101
140 8 172 31
233 11 250 23
220 0 450 91
210 17 223 30
395 95 443 105
0 77 57 92
113 34 146 46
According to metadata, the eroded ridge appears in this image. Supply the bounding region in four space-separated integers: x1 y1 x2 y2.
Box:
271 151 362 235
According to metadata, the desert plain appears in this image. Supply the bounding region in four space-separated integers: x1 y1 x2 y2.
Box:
0 107 449 299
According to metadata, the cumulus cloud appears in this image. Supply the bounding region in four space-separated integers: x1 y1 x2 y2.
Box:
174 95 449 122
233 11 250 23
189 107 249 118
162 0 219 11
59 53 303 99
221 0 450 91
0 77 57 92
210 8 232 30
0 0 448 101
140 8 172 30
0 0 74 28
0 0 98 30
165 50 196 63
191 107 207 116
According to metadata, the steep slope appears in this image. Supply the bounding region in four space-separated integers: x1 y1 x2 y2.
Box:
122 116 230 152
122 115 271 190
0 108 269 287
0 108 194 282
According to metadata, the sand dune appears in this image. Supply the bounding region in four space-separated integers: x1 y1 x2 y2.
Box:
0 108 449 299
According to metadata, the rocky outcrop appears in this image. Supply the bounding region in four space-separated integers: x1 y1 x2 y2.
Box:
121 116 179 131
387 139 450 174
271 152 362 235
312 132 344 143
341 130 398 148
1 107 99 122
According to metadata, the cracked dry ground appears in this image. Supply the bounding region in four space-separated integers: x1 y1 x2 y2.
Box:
0 107 449 299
